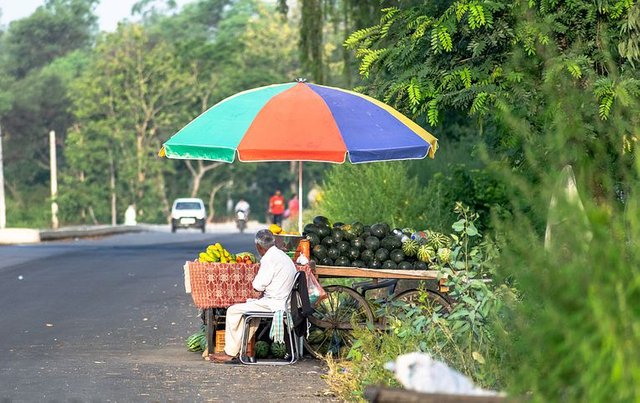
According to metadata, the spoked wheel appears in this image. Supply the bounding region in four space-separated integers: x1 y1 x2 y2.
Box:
304 285 374 359
384 289 451 328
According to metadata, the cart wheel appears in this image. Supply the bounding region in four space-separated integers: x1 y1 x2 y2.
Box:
384 289 451 327
304 285 374 359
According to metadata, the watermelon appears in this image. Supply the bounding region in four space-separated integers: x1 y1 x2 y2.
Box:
389 249 405 264
417 244 435 263
255 340 270 358
313 216 331 227
364 236 380 251
360 249 374 263
271 342 288 359
337 241 351 256
312 245 328 260
437 247 452 263
186 331 206 352
426 230 451 249
381 235 402 251
374 248 389 262
382 260 398 269
370 223 389 239
397 261 413 270
402 239 419 257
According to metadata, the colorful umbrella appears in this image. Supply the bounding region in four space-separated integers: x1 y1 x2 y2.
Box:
159 80 438 231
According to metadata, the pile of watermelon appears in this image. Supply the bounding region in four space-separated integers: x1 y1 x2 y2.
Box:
254 340 288 359
304 216 452 270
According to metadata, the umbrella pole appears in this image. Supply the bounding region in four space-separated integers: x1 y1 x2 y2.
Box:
298 161 303 235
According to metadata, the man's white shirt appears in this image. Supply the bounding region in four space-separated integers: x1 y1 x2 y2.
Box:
252 246 297 311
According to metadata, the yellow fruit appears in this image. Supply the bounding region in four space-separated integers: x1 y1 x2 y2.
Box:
215 242 223 250
199 252 213 262
269 224 282 234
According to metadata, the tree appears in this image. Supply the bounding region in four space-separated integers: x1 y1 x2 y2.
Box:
294 0 382 86
64 24 191 223
157 0 310 221
346 1 640 132
0 0 97 227
1 0 98 78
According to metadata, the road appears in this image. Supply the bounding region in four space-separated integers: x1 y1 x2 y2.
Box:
0 227 333 402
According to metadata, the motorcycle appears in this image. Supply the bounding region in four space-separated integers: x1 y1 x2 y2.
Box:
235 209 248 233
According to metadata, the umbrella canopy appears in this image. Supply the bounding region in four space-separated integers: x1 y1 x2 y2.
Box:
159 81 438 233
159 81 437 163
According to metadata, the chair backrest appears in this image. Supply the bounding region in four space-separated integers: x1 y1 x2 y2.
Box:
288 270 314 327
286 271 304 311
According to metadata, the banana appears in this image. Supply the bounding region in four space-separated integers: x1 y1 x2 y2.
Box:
199 252 213 262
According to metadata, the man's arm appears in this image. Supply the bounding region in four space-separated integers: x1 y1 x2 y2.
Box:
252 258 274 292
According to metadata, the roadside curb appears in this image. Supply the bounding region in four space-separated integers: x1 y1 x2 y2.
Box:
1 221 272 245
0 228 41 244
39 225 145 241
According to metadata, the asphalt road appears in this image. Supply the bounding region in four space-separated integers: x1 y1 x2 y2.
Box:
0 228 334 402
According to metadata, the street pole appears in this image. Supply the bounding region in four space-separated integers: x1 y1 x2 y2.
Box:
298 161 303 235
50 130 59 229
0 124 6 229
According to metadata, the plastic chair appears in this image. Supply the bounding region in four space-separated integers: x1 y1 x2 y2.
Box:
238 271 305 365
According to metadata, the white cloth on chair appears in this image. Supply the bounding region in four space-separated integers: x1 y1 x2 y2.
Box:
269 310 293 344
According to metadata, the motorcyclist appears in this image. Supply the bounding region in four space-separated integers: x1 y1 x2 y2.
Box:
234 198 250 216
234 198 250 233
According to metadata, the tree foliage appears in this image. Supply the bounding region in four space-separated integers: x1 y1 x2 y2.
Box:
346 0 640 132
1 0 97 78
64 24 191 223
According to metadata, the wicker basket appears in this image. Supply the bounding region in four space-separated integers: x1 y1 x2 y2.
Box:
188 262 261 308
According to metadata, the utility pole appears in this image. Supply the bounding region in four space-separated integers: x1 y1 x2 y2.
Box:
50 130 59 229
0 124 6 229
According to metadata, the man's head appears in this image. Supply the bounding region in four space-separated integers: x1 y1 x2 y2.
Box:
275 190 281 196
255 229 276 256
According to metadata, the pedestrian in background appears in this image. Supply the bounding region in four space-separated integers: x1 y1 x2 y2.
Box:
268 189 285 226
286 193 300 230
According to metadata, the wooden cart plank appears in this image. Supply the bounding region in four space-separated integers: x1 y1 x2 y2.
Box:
315 265 440 280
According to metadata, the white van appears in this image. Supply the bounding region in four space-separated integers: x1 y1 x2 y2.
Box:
171 198 206 233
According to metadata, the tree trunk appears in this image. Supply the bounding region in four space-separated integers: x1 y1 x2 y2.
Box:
136 134 145 202
157 171 171 222
109 151 117 225
88 206 99 225
186 160 223 198
207 181 231 222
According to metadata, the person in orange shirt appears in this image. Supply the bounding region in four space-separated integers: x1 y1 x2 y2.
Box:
268 189 286 225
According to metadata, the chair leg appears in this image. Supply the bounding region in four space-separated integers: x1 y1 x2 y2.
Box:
238 316 253 365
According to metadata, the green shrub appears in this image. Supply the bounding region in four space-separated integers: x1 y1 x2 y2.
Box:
494 182 640 401
424 165 510 232
317 162 427 228
326 205 511 400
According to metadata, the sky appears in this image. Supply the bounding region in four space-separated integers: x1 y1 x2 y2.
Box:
0 0 195 32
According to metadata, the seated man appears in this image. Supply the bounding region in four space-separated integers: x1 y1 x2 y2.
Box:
211 229 297 363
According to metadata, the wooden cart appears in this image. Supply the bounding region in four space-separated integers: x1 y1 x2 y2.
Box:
304 263 451 358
